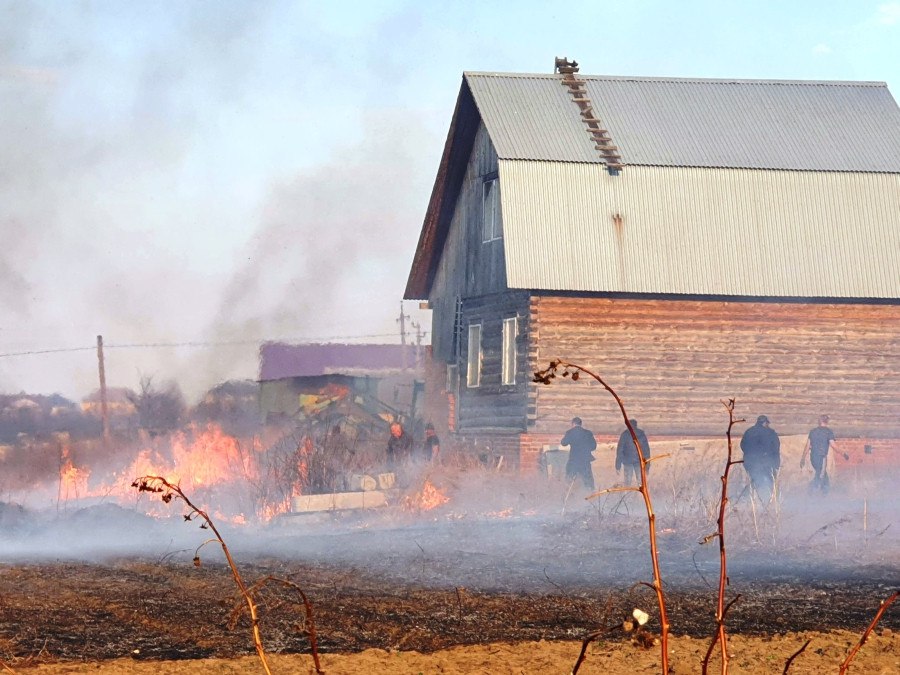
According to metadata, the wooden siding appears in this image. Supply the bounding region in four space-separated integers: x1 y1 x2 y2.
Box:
500 162 900 298
456 291 530 432
429 122 506 362
528 296 900 439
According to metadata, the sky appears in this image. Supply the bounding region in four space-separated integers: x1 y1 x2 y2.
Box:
1 0 898 402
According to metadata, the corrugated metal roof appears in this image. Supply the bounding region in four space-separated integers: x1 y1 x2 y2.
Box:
466 73 900 172
499 161 900 298
259 343 414 381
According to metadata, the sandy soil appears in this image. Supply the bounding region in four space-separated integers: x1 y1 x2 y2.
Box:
11 631 899 674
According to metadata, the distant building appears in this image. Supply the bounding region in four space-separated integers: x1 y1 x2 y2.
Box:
81 387 137 431
405 65 900 469
257 343 423 425
0 393 86 442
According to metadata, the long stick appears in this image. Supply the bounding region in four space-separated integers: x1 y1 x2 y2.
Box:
535 360 670 674
701 399 744 675
243 576 324 674
133 476 272 675
839 590 899 675
782 638 812 674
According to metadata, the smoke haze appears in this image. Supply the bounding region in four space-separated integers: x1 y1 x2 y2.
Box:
0 2 438 401
1 1 898 405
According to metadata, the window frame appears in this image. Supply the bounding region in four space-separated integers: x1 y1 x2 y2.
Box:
466 323 482 388
481 177 501 243
501 316 517 386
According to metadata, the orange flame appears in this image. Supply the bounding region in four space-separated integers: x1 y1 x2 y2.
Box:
58 444 90 502
404 479 450 512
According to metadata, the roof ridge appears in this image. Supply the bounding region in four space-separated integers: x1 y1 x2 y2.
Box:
463 71 888 87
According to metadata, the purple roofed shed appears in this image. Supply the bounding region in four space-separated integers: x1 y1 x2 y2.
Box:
259 343 414 381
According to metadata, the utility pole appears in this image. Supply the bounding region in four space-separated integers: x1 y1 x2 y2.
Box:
397 302 409 371
411 320 425 370
96 335 110 445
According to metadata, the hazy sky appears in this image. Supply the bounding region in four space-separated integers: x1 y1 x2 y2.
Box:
1 1 898 401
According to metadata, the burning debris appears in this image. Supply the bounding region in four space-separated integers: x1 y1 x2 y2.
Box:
403 478 450 512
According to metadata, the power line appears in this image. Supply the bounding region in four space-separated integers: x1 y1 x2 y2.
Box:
0 331 430 359
0 346 97 358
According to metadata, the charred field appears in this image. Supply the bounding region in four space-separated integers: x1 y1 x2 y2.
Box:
1 470 898 669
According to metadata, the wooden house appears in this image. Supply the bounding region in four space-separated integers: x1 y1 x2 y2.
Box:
404 64 900 470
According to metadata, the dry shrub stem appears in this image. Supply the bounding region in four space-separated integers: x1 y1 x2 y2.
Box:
701 594 741 672
782 638 812 674
571 623 620 675
534 359 670 675
239 576 324 675
132 475 274 674
838 590 899 675
701 399 744 675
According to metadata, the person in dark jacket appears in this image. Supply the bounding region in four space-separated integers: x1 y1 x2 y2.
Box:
740 415 781 502
386 421 413 469
615 419 651 486
560 417 597 489
422 422 440 463
800 414 846 492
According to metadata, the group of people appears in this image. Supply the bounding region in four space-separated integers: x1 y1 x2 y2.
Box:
559 417 651 490
386 420 440 468
742 413 844 500
559 413 845 501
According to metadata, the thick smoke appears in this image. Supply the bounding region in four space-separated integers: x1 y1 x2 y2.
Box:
198 111 435 386
0 2 437 400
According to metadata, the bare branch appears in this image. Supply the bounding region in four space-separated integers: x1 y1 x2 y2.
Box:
132 475 273 675
839 590 899 675
535 359 671 674
782 638 812 674
586 486 641 500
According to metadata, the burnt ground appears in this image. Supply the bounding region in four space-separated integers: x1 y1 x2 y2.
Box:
1 500 898 666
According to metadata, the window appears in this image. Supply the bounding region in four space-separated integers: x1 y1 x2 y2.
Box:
466 323 482 387
482 178 501 242
501 317 517 385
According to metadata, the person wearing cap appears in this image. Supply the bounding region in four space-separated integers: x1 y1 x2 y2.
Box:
560 417 597 489
422 422 440 463
615 419 651 486
739 415 781 502
800 415 844 492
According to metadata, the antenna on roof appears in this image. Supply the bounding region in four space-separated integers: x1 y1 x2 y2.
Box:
554 57 579 74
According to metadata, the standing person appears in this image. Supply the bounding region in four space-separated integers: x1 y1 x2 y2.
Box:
386 421 413 469
800 415 844 492
422 422 440 463
560 417 597 490
740 415 781 502
615 419 651 486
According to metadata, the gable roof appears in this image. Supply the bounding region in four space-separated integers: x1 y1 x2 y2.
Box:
259 343 415 381
465 73 900 172
405 71 900 301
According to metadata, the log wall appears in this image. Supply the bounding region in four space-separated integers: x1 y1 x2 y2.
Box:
455 291 531 433
527 295 900 440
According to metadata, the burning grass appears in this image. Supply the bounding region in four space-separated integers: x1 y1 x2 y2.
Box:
1 398 898 673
